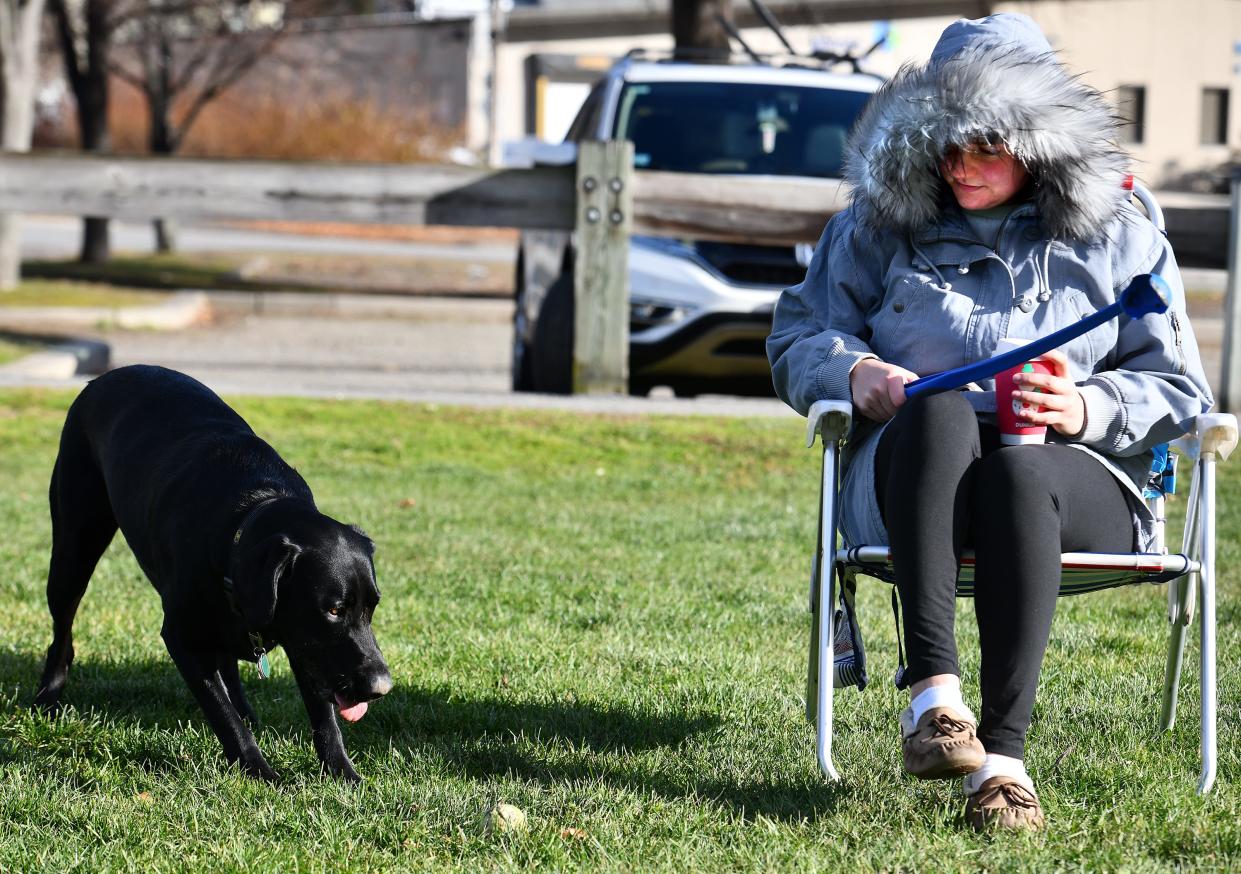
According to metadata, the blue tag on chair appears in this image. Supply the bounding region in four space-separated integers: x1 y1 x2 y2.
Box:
1144 444 1176 498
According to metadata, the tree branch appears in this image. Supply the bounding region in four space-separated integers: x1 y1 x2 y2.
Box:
107 57 145 90
170 28 285 149
48 0 85 90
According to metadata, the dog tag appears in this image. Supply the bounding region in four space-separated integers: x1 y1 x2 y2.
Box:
256 650 271 680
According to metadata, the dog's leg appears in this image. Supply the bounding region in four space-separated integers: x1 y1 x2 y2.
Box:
290 659 360 782
35 451 118 713
163 634 277 781
219 656 260 729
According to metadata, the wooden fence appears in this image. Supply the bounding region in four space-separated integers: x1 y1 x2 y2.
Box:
0 148 848 394
6 150 1229 405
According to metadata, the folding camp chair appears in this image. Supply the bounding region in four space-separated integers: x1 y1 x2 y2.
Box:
804 398 1237 794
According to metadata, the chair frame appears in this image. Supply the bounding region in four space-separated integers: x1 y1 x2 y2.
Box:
805 398 1237 794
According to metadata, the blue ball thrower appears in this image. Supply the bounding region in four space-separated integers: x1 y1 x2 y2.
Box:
903 273 1171 401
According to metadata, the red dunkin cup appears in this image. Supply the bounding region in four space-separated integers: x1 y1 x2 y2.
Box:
994 338 1054 445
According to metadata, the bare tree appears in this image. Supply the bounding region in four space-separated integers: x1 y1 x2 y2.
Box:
671 0 733 62
110 1 313 252
0 0 48 289
49 0 117 263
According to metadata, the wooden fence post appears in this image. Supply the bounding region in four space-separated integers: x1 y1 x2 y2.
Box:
573 140 633 395
1222 170 1241 414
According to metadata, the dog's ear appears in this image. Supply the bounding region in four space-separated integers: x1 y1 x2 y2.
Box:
348 524 375 558
237 534 302 630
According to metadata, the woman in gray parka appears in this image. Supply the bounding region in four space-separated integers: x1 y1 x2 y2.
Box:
767 14 1213 830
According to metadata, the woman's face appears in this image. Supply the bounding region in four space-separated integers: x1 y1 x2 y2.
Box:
938 141 1029 210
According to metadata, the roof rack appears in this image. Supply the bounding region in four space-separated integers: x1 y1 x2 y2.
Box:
650 0 887 77
622 46 876 76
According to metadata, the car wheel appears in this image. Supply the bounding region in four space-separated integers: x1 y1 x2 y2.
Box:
512 262 534 392
512 335 535 392
528 272 574 394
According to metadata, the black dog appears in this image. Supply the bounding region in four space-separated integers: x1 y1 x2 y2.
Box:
34 365 392 781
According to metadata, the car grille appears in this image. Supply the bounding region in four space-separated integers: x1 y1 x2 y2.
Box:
692 241 807 288
712 338 769 358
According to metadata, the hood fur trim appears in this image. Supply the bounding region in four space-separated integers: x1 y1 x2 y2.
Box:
843 38 1130 240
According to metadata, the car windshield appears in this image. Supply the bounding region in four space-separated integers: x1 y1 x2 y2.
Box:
614 80 870 178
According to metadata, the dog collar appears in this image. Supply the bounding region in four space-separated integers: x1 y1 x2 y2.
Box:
221 575 274 679
222 497 286 679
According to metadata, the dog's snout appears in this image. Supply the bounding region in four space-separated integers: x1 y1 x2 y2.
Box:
367 672 393 700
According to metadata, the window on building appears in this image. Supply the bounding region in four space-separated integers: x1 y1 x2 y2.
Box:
1115 85 1145 145
1201 87 1229 145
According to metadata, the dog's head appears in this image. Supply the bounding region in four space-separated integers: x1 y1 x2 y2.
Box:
233 506 392 722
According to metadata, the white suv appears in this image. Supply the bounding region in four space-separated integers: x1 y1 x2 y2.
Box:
513 53 880 396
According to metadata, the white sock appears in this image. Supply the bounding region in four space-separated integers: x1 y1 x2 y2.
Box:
909 682 974 726
963 754 1034 795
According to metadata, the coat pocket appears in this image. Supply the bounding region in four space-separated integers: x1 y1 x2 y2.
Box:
869 268 976 375
1033 288 1111 372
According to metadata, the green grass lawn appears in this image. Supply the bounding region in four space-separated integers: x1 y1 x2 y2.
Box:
22 253 255 293
0 390 1237 872
22 251 511 297
0 280 170 308
0 336 36 366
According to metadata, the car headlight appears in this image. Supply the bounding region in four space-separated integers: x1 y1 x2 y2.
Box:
630 298 693 330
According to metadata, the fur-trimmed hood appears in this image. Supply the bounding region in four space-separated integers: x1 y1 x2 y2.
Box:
843 13 1129 241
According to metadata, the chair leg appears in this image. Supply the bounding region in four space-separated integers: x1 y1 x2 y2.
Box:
816 562 840 781
815 441 840 782
1159 575 1190 732
1197 457 1218 795
1161 480 1198 733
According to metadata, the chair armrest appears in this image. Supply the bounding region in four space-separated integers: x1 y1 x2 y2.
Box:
806 399 853 448
1196 413 1238 462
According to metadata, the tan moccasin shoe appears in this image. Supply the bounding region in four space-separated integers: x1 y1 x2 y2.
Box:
901 706 986 779
964 775 1046 831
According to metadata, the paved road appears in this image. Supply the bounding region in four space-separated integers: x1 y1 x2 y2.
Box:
0 286 1226 419
1 291 798 418
110 295 518 398
20 215 516 263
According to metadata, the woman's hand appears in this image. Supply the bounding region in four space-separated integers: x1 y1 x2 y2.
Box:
1010 349 1086 437
849 358 918 422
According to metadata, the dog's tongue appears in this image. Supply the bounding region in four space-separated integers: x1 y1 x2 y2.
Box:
335 694 368 723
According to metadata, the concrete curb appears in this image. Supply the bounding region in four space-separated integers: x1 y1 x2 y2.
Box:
203 290 514 322
0 290 209 331
0 373 797 417
0 336 109 379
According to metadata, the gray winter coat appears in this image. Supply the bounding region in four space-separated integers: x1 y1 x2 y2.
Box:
766 14 1214 550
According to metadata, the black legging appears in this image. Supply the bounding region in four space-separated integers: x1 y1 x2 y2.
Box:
874 391 1135 759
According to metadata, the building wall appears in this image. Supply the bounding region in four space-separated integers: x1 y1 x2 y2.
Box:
256 19 473 131
1002 0 1241 190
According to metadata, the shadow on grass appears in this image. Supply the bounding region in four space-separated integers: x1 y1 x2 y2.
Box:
350 685 850 822
0 650 848 820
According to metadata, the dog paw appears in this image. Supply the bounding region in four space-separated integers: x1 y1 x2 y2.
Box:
322 758 362 783
31 691 63 717
239 755 279 782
